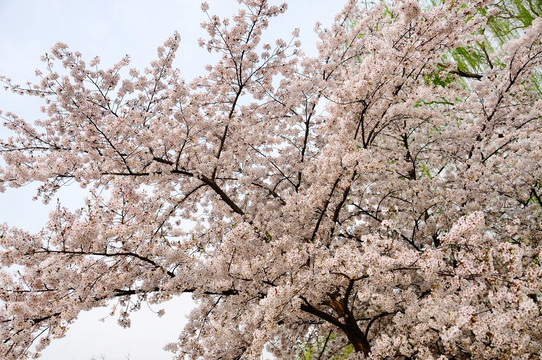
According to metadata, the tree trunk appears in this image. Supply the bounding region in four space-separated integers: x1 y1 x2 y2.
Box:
343 315 371 355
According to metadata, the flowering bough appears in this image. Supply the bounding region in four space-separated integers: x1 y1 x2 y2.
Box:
1 0 541 359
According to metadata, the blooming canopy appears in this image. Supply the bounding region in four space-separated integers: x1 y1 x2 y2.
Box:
1 0 541 359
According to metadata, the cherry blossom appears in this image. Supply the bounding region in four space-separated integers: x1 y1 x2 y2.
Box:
1 0 541 359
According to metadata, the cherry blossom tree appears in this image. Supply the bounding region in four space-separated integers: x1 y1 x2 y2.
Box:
1 0 541 359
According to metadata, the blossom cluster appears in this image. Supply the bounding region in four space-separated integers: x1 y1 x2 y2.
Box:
1 0 541 359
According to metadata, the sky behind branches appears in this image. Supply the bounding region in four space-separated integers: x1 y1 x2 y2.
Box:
0 1 343 359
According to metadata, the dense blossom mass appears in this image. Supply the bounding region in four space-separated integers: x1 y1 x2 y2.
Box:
0 0 541 359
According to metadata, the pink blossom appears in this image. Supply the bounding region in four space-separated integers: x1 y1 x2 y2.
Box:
1 0 541 359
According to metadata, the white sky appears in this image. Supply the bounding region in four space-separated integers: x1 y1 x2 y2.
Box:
0 1 344 359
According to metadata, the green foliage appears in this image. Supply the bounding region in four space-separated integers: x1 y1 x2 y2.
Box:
438 0 541 91
419 0 541 97
294 333 354 360
336 343 354 359
420 162 434 180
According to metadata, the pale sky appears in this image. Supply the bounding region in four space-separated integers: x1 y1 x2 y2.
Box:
0 1 344 359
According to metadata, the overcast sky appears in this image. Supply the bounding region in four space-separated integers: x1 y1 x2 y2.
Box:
0 1 344 359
